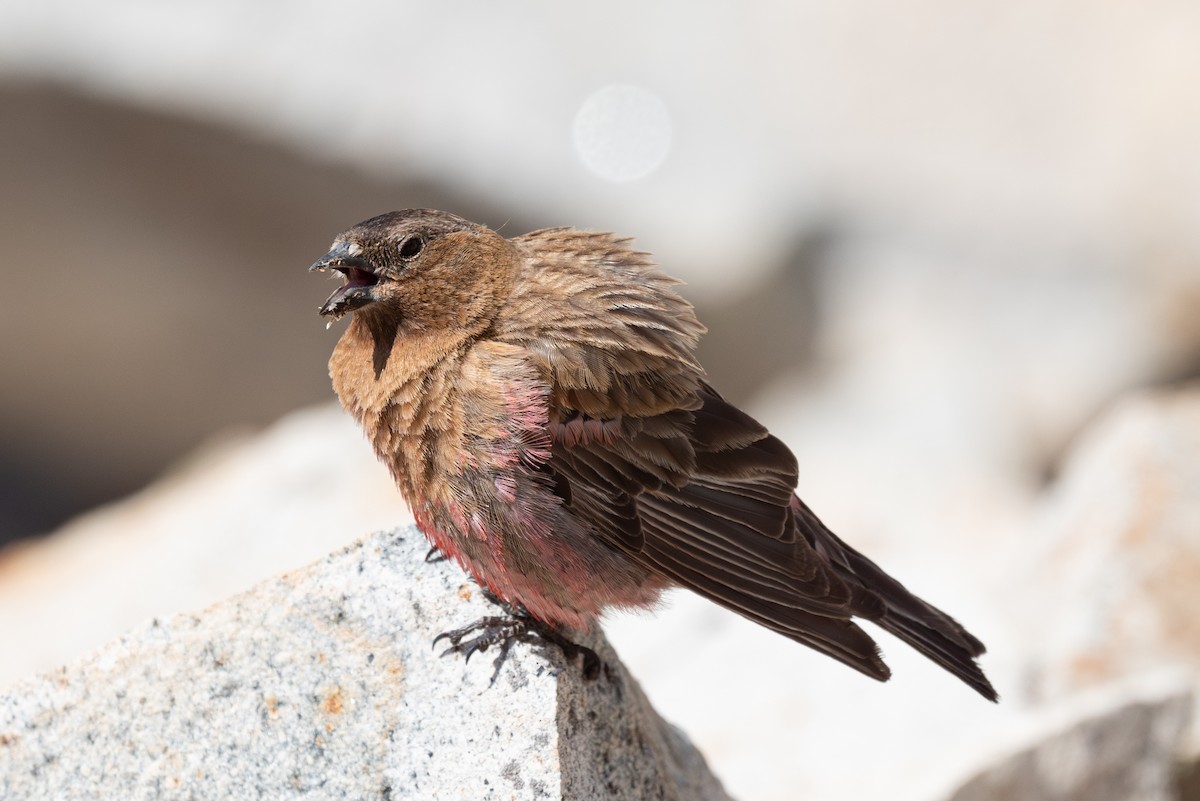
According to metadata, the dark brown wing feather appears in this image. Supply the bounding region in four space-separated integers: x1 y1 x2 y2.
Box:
551 383 998 701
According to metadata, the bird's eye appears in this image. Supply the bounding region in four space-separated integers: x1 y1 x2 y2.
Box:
398 235 424 259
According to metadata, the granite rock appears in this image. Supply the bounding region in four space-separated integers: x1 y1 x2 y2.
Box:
0 527 732 801
0 404 412 690
944 674 1192 801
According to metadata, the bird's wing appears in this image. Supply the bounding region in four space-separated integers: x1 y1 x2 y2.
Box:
548 381 897 679
549 383 996 699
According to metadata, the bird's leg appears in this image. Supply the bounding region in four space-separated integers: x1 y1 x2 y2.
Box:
424 545 447 563
433 591 601 684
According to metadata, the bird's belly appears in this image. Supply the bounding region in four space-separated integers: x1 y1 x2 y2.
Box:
414 498 668 632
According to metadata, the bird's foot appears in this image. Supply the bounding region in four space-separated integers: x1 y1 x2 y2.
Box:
433 610 601 685
424 546 447 563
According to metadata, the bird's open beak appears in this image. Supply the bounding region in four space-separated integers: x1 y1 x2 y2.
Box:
310 243 381 318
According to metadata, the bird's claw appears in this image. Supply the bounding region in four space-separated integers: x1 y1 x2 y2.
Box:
433 612 602 685
433 616 521 660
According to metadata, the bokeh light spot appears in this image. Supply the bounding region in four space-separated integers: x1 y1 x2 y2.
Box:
572 84 672 183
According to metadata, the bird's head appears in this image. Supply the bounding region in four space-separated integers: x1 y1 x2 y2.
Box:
310 209 516 331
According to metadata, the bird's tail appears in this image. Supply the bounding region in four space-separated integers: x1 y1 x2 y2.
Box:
794 498 999 701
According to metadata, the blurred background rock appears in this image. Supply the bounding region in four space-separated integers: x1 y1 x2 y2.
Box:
2 2 1199 800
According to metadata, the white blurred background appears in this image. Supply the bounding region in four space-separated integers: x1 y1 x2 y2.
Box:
2 2 1200 799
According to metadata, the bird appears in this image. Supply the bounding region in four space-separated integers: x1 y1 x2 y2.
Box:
309 208 997 701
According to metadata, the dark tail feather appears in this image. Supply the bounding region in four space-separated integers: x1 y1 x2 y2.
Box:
794 500 998 702
838 540 997 701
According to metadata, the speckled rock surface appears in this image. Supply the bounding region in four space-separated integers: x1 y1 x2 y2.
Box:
0 527 731 801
